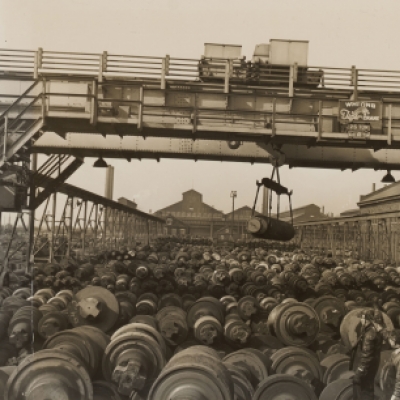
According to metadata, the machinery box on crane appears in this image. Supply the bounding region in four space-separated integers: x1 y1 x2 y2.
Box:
268 39 309 66
0 168 28 212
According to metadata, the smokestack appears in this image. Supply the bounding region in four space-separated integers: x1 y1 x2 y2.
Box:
105 165 114 200
322 206 325 214
372 183 376 192
262 187 269 215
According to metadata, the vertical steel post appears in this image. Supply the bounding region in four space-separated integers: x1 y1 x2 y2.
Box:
138 86 144 131
224 60 230 94
42 78 47 119
272 98 276 136
351 65 358 100
103 206 108 250
3 115 8 159
66 197 74 258
90 80 98 126
27 153 38 268
33 50 39 80
82 200 87 257
388 103 392 145
93 203 99 254
317 100 323 141
49 192 57 262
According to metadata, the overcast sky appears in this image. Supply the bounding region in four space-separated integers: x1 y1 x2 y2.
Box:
1 0 399 216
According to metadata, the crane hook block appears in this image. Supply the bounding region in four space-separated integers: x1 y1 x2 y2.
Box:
257 178 291 196
247 216 295 242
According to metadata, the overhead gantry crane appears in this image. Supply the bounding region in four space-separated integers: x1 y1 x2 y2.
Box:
1 39 400 282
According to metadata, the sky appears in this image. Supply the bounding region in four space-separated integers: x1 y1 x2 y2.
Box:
1 0 400 216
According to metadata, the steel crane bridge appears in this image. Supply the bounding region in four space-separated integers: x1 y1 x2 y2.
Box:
1 46 400 279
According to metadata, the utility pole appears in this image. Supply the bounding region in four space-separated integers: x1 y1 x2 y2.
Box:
230 191 237 237
210 205 214 239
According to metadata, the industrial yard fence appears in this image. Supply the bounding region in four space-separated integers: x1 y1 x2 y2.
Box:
294 212 400 264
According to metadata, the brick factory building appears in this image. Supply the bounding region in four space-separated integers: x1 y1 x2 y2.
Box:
154 189 327 239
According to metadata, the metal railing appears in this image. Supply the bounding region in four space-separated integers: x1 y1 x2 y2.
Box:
0 59 399 148
294 212 400 263
2 47 400 95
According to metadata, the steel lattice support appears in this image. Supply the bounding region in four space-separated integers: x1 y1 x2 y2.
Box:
33 191 164 262
27 157 164 262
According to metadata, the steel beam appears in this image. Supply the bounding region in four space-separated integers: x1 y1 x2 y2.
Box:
31 157 84 209
33 132 400 172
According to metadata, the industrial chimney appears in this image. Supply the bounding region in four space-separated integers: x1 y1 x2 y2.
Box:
372 183 376 192
105 166 115 200
262 187 269 215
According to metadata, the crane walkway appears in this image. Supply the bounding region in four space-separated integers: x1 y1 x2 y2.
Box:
1 47 400 170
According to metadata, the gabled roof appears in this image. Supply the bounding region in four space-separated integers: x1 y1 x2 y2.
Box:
224 205 263 218
154 190 223 215
155 200 184 213
358 181 400 206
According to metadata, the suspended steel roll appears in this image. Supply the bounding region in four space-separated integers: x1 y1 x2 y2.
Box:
148 346 234 400
247 216 295 242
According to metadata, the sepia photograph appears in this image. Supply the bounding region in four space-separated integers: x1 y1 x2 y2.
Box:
1 0 400 398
